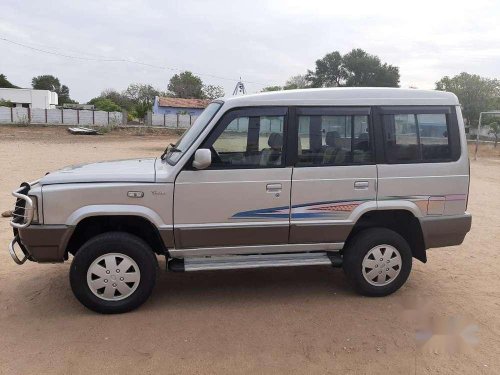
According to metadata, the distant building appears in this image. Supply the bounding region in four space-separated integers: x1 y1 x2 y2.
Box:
152 96 209 115
0 88 58 109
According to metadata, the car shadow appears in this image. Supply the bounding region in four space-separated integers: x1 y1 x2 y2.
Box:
12 261 355 317
147 260 354 310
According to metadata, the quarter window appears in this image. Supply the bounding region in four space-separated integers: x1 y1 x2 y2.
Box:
296 115 372 166
418 114 450 160
383 113 450 162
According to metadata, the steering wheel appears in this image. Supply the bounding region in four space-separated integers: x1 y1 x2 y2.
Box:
209 146 223 164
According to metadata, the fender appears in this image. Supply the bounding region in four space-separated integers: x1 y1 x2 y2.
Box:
376 199 425 218
66 204 170 229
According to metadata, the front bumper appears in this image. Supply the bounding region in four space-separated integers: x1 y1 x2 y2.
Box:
420 213 472 249
9 225 73 264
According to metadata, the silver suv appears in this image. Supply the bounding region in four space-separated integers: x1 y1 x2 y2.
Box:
8 88 472 313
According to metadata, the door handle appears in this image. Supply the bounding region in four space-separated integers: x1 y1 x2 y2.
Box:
266 183 282 192
354 181 369 190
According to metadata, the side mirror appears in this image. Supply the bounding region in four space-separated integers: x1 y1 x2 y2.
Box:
192 148 212 170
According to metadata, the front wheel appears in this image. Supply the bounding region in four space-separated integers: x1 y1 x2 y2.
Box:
70 232 157 314
343 228 412 297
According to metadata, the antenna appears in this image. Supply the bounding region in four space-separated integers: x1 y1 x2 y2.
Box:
232 78 246 95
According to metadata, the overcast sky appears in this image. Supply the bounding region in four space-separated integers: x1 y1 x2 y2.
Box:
1 0 499 102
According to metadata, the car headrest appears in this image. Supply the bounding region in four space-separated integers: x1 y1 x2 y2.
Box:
325 131 340 147
358 132 369 140
268 133 283 149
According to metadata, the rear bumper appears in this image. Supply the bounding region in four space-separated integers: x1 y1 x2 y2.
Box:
420 213 472 249
9 225 73 264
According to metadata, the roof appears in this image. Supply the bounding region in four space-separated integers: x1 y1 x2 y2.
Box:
0 87 54 93
221 88 459 107
157 97 210 109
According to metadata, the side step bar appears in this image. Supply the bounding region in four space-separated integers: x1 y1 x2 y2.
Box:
168 252 342 272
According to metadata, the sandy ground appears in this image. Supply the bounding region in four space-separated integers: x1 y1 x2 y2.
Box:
0 126 499 374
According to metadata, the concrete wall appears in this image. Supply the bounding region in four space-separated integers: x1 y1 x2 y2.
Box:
0 88 58 109
0 106 122 126
149 113 197 128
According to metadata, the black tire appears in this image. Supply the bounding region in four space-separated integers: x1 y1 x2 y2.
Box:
343 228 412 297
70 232 157 314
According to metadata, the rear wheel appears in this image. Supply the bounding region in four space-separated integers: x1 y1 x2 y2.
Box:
343 228 412 296
70 232 157 314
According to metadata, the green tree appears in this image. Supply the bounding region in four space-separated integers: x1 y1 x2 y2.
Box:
283 74 308 90
202 84 225 100
0 74 18 88
133 101 151 120
88 97 122 112
261 86 283 92
98 89 135 111
0 99 14 107
342 49 399 87
488 121 500 148
306 51 344 87
167 71 204 98
436 73 500 127
306 49 399 88
31 75 76 104
124 83 159 107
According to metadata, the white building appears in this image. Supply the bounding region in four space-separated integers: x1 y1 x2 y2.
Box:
0 88 58 109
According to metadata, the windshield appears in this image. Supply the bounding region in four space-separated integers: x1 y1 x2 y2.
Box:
165 102 222 165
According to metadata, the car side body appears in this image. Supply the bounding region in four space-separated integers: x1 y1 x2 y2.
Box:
8 87 472 313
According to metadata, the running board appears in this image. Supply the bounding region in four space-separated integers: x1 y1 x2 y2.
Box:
168 252 342 272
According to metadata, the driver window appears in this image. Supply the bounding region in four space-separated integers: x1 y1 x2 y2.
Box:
209 115 285 168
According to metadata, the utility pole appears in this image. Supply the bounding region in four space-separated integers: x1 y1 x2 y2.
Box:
232 78 246 96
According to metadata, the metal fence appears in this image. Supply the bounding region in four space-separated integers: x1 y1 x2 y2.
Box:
0 106 123 126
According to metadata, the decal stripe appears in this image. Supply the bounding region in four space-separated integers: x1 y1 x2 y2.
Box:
230 194 467 220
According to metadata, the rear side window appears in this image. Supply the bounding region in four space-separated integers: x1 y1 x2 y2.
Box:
296 115 372 166
383 112 451 162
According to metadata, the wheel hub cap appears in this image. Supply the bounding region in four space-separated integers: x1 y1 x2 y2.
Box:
362 245 402 286
86 253 141 301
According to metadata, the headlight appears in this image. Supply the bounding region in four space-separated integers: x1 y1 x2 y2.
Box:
29 195 39 224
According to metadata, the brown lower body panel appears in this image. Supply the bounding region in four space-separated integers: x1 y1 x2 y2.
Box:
17 225 74 262
174 225 289 248
289 222 353 244
174 222 353 249
420 213 472 249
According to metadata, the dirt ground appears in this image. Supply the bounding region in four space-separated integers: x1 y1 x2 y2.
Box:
0 126 499 374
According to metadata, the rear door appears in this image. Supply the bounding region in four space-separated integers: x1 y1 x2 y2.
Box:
174 107 292 249
289 107 377 244
374 106 467 216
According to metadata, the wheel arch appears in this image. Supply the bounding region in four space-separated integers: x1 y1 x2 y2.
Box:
65 215 170 258
345 209 427 263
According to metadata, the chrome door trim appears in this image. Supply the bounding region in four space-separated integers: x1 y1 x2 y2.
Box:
174 221 290 229
169 242 344 257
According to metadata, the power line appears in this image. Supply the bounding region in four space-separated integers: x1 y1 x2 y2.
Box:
0 36 271 86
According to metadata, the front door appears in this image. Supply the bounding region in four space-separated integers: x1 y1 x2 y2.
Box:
174 107 292 249
289 107 377 244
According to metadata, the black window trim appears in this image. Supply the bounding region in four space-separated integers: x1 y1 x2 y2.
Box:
183 104 460 170
296 106 371 116
378 106 452 115
167 101 223 166
191 106 289 171
290 106 376 168
378 105 460 164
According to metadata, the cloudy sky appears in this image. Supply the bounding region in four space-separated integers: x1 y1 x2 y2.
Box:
1 0 499 102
